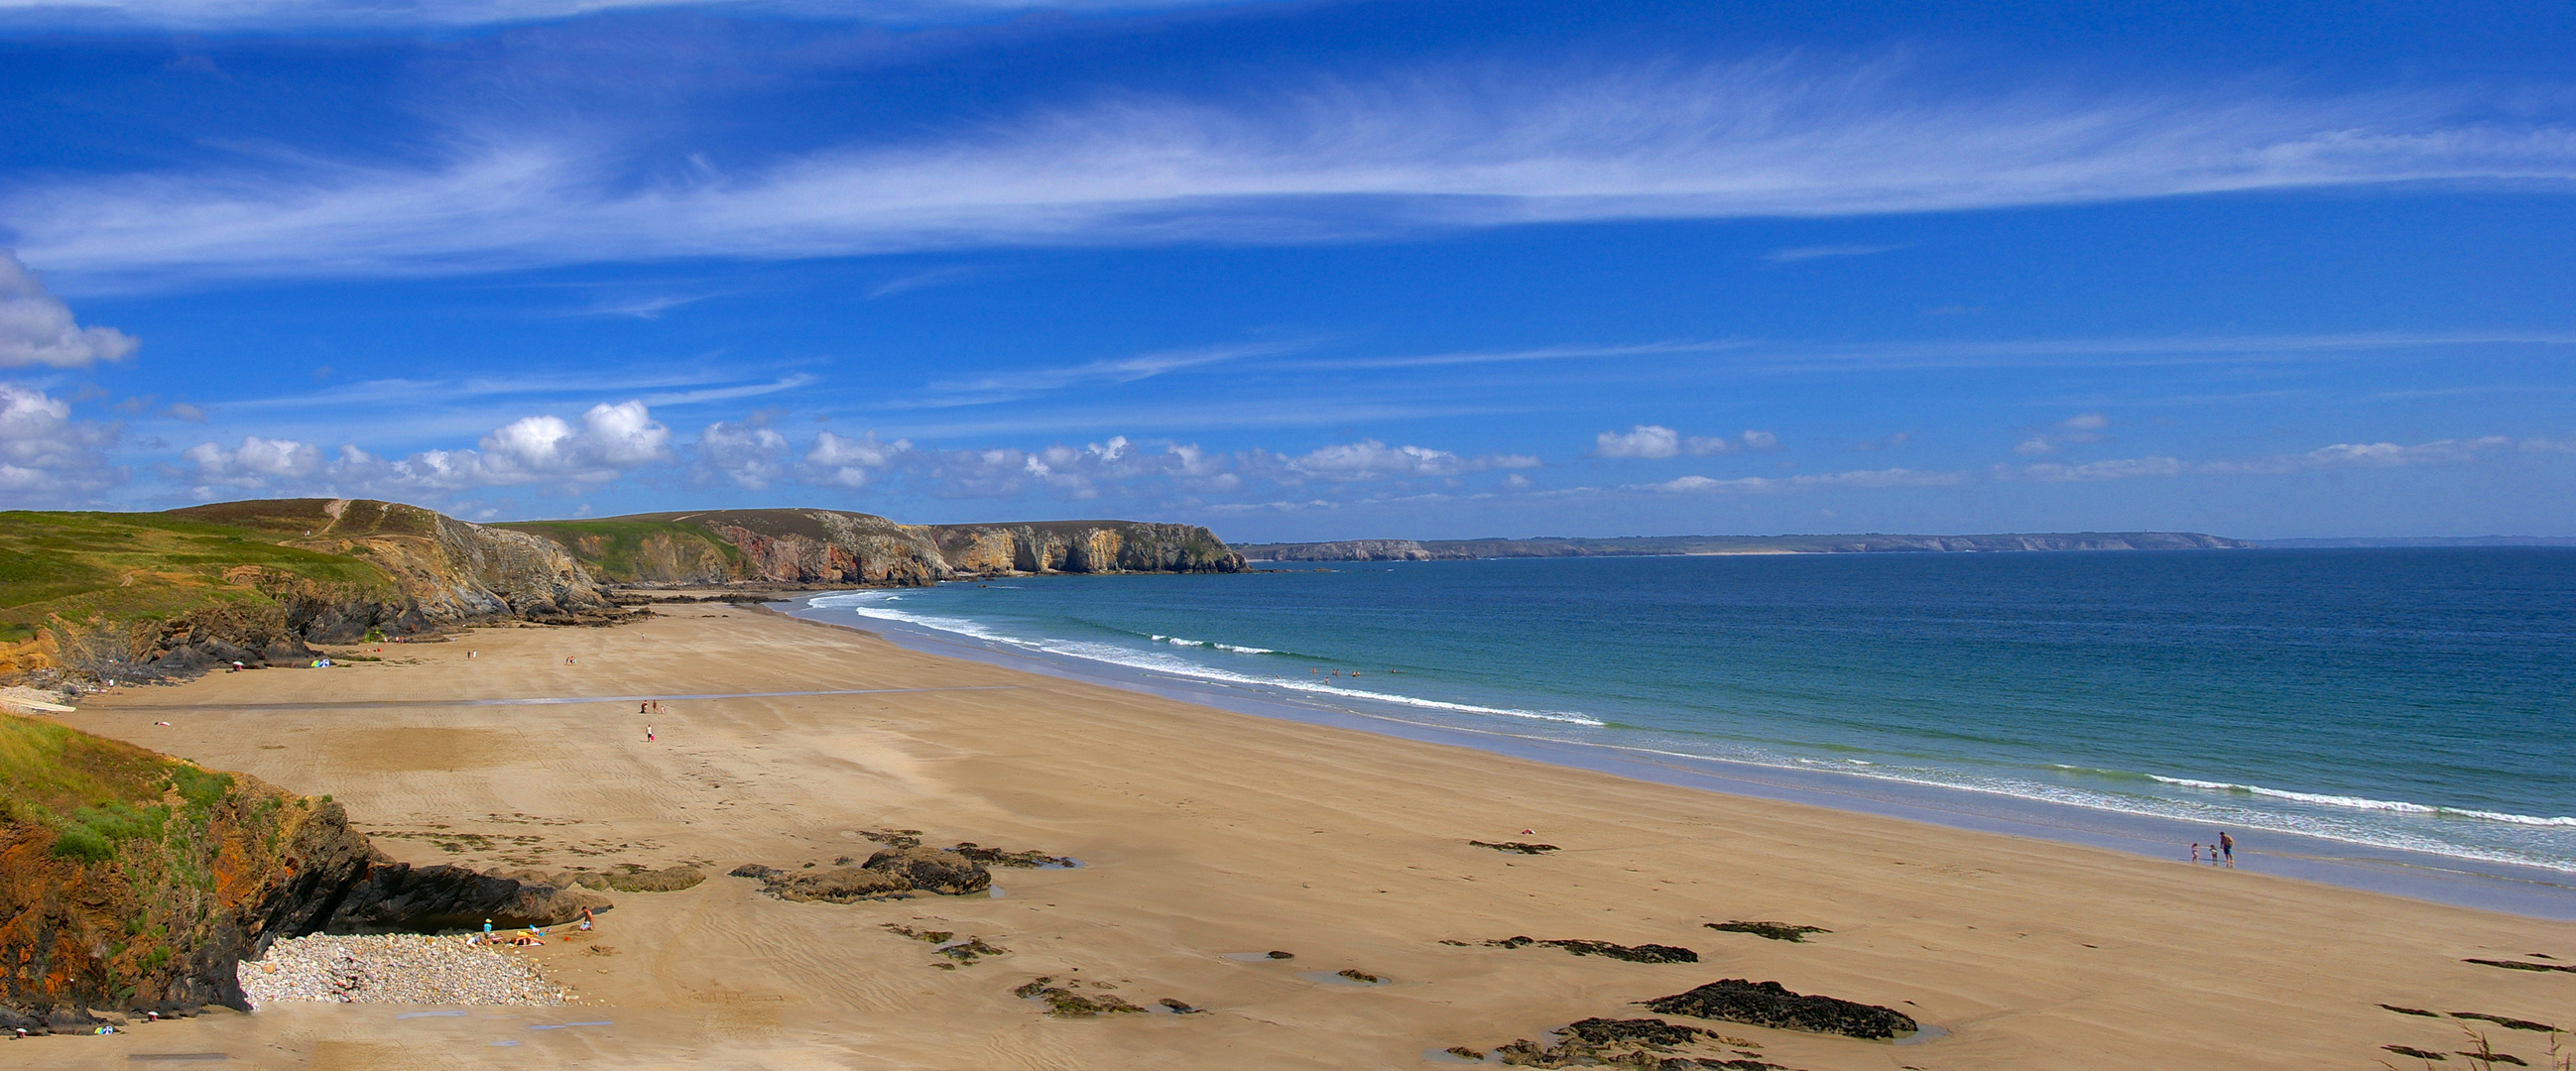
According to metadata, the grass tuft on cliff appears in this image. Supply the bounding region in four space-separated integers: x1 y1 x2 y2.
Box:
0 713 239 861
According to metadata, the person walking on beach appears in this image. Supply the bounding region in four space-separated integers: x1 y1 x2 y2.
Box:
2218 831 2235 867
646 726 655 742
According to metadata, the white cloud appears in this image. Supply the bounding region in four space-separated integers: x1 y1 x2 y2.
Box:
0 0 1214 31
802 430 913 488
1593 424 1774 458
1643 467 1962 494
180 435 325 489
693 420 792 490
0 383 124 501
2011 434 2522 482
1276 439 1538 481
1766 243 1908 263
477 400 673 479
16 60 2576 284
0 250 138 367
2058 412 2112 430
2013 436 2059 456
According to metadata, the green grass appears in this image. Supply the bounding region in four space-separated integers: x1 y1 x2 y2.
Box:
0 712 237 860
494 519 747 580
0 509 403 632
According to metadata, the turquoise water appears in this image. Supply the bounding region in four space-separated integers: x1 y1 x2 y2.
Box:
801 549 2576 875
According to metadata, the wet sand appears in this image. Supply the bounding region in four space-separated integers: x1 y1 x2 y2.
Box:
20 604 2576 1069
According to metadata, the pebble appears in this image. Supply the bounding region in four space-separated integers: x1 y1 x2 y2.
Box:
239 934 566 1007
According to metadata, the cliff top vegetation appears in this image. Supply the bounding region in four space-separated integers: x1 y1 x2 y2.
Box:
0 510 397 644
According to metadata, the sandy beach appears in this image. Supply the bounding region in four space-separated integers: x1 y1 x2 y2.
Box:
16 604 2573 1070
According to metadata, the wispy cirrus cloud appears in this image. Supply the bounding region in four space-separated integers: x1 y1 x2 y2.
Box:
1766 243 1908 263
2004 434 2558 482
1640 467 1964 494
13 59 2576 286
0 0 1238 31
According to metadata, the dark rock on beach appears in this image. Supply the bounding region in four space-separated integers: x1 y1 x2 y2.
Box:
1482 936 1699 963
736 846 993 902
947 842 1078 868
1470 840 1560 855
2465 958 2576 974
2452 1011 2560 1032
1485 1017 1782 1069
324 862 611 933
864 846 993 895
1705 921 1830 942
1644 979 1918 1039
1013 976 1151 1017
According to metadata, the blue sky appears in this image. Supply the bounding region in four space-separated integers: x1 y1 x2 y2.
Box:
3 0 2573 540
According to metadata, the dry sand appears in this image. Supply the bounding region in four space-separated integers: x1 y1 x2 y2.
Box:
17 604 2575 1069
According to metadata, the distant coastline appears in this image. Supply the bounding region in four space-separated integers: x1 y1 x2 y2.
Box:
1232 531 2253 561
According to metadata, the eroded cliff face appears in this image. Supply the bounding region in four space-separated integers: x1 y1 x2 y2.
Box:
509 509 1247 586
0 714 609 1023
927 521 1246 575
31 500 632 683
0 716 375 1014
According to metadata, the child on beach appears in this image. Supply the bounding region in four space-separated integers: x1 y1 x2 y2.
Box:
646 726 655 742
2190 843 2202 863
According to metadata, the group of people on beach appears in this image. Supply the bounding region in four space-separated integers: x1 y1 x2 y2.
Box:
478 907 595 946
2192 831 2236 867
640 699 665 742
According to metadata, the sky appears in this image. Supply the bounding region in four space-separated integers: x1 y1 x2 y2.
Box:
3 0 2574 541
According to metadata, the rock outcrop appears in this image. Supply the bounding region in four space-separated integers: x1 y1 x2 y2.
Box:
0 713 614 1022
0 713 375 1014
503 509 1247 586
4 498 635 684
321 862 610 933
927 521 1244 576
1643 978 1920 1039
733 845 995 902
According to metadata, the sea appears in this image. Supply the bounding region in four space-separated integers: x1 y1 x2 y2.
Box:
787 548 2576 916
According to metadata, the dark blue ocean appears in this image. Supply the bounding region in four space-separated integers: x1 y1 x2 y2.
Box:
798 549 2576 879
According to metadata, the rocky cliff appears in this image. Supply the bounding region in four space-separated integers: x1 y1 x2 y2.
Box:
1237 531 2256 561
0 712 610 1026
927 520 1245 576
0 713 372 1016
0 499 632 685
503 510 1246 586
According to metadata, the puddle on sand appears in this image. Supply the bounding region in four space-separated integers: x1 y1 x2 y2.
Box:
989 887 1007 898
1422 1047 1489 1064
1297 970 1389 987
489 1040 522 1047
1893 1024 1949 1046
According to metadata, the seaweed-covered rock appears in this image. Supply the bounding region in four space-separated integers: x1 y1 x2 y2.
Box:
1644 979 1918 1039
737 847 992 902
1481 936 1698 964
1013 976 1147 1017
1486 1017 1781 1069
1470 840 1559 855
1705 921 1829 943
946 842 1077 868
863 846 992 895
761 866 912 902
